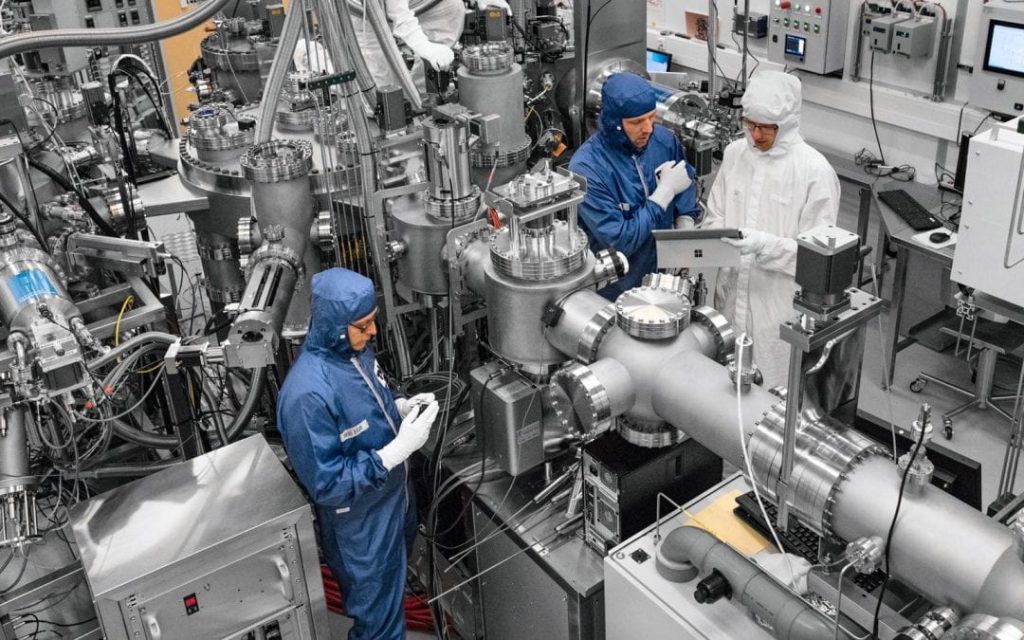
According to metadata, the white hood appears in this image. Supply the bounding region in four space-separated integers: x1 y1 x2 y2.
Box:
741 70 803 157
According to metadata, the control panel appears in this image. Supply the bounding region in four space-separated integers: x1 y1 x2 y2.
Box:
767 0 850 74
861 10 935 58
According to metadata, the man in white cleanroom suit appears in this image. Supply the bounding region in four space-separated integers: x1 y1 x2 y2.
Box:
702 70 841 389
354 0 510 88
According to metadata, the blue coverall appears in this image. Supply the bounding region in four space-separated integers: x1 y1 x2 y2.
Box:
277 268 415 640
569 72 701 300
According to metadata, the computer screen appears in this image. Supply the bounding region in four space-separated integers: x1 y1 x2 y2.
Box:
984 19 1024 78
785 34 807 57
646 49 673 73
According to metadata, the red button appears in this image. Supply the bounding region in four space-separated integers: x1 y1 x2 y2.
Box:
815 6 822 13
780 1 791 8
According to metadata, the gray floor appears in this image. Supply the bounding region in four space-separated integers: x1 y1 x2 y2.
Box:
834 181 1024 508
328 613 435 640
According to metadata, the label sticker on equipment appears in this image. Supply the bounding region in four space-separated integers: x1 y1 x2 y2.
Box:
8 270 56 304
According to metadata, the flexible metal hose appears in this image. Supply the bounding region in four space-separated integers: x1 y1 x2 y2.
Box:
256 0 307 142
0 0 231 61
225 367 267 441
88 332 178 370
111 418 182 449
77 460 180 479
326 0 377 97
363 0 423 110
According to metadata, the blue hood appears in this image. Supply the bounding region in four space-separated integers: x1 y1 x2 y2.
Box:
598 72 657 154
306 268 377 358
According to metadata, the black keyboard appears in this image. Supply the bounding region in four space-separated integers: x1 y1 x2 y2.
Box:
733 491 886 592
877 189 942 231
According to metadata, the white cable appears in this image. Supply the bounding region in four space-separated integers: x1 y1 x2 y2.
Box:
734 332 797 589
113 53 156 77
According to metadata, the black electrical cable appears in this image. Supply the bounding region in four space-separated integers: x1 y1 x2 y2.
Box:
868 50 886 165
424 370 497 640
111 66 173 137
970 112 995 136
225 367 267 441
0 189 48 251
107 72 141 238
26 157 118 237
870 421 929 638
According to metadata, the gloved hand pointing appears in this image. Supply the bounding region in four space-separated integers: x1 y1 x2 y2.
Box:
395 392 436 418
474 0 511 10
404 30 455 71
650 160 693 210
377 401 440 471
722 227 772 256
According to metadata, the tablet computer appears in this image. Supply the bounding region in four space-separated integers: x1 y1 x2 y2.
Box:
653 227 743 269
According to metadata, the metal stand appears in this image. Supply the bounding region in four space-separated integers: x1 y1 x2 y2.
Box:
916 348 1018 422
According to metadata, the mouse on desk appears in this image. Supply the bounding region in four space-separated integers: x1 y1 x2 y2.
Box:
929 231 951 244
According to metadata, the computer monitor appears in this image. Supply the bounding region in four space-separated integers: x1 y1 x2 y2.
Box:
970 5 1024 115
984 20 1024 78
646 49 673 73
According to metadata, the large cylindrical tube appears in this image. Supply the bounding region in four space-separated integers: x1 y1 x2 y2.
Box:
190 203 246 308
833 455 1024 618
0 404 39 548
648 350 1024 621
458 60 531 186
543 288 609 357
391 202 450 296
240 140 318 334
0 406 35 494
423 119 476 203
0 213 79 335
482 257 596 375
652 350 777 460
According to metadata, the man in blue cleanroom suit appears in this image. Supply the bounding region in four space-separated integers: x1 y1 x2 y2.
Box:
569 72 702 300
277 268 439 640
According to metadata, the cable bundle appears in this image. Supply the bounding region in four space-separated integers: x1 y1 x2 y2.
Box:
320 565 436 633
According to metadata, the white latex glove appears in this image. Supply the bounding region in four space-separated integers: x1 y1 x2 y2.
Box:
377 401 440 471
650 160 693 210
750 551 812 594
404 29 455 71
722 227 772 256
474 0 511 9
395 392 436 418
674 215 696 230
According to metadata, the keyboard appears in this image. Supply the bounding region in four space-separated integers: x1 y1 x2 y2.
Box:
877 189 943 231
733 491 886 592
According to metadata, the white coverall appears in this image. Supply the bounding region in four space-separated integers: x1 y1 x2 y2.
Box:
703 71 841 389
355 0 466 89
